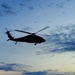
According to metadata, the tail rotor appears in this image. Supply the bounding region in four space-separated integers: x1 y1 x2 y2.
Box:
5 28 12 33
5 28 14 41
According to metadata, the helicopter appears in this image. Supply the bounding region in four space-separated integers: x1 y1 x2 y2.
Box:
6 26 49 45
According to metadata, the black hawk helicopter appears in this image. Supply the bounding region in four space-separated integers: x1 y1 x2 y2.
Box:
6 26 49 45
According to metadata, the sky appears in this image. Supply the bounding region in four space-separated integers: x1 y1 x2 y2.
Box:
1 0 75 75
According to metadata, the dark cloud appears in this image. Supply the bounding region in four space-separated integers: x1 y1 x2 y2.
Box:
23 71 47 75
1 3 15 15
19 3 26 7
0 62 63 75
23 71 64 75
0 0 33 16
22 27 31 30
56 2 64 9
37 25 75 54
28 6 34 10
1 3 12 10
0 0 71 16
23 71 75 75
2 10 16 15
1 3 16 14
22 69 63 75
0 2 16 15
0 62 73 75
0 62 32 72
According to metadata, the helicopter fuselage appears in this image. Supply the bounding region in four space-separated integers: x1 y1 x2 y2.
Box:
14 34 45 44
6 26 49 45
6 31 45 45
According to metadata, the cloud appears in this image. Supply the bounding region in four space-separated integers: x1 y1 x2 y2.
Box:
22 27 31 30
1 3 16 15
1 3 12 10
0 2 16 16
0 0 72 16
0 63 64 75
23 70 66 75
23 70 75 75
28 6 34 10
23 70 63 75
37 24 75 54
0 0 33 16
0 62 75 75
56 2 64 9
23 71 47 75
0 62 32 72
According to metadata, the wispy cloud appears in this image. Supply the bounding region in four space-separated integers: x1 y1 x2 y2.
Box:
23 70 64 75
0 1 16 16
0 0 33 16
0 62 32 72
23 71 47 75
23 70 75 75
0 62 75 75
1 3 12 10
37 24 75 55
0 62 63 75
1 3 16 15
0 0 72 16
22 27 31 31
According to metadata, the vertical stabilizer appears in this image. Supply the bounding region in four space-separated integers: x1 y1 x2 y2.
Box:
6 31 14 40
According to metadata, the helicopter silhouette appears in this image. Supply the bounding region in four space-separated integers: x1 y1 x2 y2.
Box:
6 26 49 45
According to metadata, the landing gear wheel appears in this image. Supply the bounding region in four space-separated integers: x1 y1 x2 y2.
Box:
35 43 37 45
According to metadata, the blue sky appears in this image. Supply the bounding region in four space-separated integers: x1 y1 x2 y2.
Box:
1 0 75 75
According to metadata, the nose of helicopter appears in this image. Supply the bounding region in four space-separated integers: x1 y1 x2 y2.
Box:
42 38 45 42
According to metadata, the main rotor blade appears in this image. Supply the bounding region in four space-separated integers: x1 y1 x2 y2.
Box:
14 29 32 34
35 26 49 33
